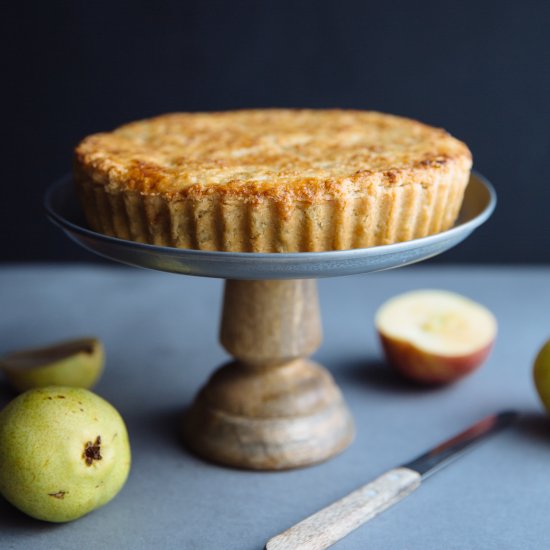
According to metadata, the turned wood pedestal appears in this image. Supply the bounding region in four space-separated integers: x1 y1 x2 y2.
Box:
182 279 355 470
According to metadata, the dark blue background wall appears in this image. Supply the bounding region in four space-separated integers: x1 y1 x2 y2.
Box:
3 0 549 262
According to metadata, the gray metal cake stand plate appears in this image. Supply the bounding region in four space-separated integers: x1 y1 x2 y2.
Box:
45 173 495 471
45 173 495 280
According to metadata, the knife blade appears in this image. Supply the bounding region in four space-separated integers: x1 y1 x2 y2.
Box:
266 410 518 550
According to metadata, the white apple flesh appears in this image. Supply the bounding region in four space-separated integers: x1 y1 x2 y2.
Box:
375 290 497 384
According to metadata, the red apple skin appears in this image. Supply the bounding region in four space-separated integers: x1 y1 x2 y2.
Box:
378 332 494 385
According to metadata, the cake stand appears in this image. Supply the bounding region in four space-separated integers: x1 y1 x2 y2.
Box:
45 173 495 470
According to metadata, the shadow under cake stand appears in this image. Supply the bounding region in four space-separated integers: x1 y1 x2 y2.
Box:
45 173 495 470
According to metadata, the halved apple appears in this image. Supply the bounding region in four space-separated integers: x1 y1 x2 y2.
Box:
0 338 104 392
375 290 497 384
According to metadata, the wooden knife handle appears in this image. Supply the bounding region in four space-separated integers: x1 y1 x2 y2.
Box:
266 467 421 550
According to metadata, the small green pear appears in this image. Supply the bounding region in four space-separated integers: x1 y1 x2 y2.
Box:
534 338 550 413
0 386 131 522
0 338 104 392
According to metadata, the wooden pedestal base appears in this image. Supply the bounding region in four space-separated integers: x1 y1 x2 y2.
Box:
182 279 355 470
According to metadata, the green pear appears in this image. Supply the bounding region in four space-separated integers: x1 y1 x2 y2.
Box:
0 386 131 522
0 338 104 392
534 338 550 413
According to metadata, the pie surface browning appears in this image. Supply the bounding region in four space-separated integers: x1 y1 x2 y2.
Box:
74 109 472 252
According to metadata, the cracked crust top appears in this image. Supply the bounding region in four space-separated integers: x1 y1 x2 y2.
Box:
74 109 472 203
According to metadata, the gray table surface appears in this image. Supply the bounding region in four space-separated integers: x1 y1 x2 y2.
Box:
1 264 549 550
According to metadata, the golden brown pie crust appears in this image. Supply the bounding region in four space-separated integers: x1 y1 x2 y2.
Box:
74 109 472 252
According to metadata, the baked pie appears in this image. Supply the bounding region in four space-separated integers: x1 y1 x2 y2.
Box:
74 109 472 252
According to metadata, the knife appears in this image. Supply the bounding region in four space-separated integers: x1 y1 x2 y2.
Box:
266 410 518 550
